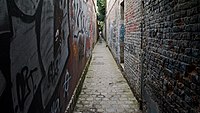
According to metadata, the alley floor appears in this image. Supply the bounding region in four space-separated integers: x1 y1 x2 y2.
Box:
73 40 141 113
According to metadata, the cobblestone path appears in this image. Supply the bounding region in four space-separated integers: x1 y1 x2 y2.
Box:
73 41 141 113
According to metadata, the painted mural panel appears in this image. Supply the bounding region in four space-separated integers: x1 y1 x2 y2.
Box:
0 0 97 113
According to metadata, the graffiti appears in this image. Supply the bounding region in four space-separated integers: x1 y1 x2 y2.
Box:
119 24 125 42
9 0 44 112
0 0 97 113
50 98 60 113
41 59 60 108
0 70 6 96
47 60 59 87
73 0 90 40
63 70 71 98
40 0 70 108
15 66 38 113
73 0 97 61
72 0 93 62
54 0 64 58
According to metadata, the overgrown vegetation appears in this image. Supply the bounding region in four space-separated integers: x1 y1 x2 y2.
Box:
97 0 106 30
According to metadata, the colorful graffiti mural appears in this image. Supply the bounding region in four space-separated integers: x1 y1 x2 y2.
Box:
71 0 96 62
0 0 97 113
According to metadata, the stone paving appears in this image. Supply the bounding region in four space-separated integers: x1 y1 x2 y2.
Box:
73 41 141 113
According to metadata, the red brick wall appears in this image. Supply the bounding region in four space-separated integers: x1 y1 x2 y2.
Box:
124 0 143 101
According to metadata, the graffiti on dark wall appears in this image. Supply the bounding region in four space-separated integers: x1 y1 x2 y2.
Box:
8 0 69 112
63 70 71 98
15 66 38 112
54 0 64 58
0 0 70 112
39 0 70 108
0 0 96 113
50 98 60 113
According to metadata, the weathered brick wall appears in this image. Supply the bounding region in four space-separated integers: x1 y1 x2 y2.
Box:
0 0 97 113
119 0 200 112
142 0 200 112
124 0 143 101
108 0 200 112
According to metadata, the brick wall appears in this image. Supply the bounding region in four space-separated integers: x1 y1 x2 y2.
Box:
124 0 143 102
142 0 200 112
107 0 200 112
0 0 97 113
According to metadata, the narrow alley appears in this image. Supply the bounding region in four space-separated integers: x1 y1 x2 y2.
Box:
73 40 141 113
0 0 200 113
